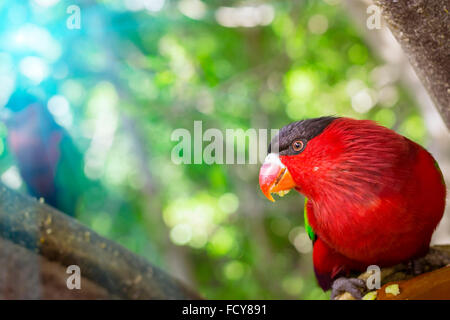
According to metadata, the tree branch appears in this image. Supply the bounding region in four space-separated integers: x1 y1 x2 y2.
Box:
0 185 201 299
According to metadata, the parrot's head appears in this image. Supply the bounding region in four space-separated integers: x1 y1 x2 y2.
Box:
259 116 406 202
1 88 58 136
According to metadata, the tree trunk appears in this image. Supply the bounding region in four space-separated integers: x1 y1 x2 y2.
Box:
374 0 450 129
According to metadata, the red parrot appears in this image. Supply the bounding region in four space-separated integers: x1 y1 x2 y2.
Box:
259 117 446 297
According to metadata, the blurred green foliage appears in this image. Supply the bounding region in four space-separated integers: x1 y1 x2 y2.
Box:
0 0 426 299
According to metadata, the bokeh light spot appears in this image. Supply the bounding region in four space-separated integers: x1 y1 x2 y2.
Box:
218 193 239 214
48 95 73 128
170 224 193 245
308 15 328 34
224 260 245 280
33 0 60 7
178 0 206 20
19 56 49 84
1 166 22 190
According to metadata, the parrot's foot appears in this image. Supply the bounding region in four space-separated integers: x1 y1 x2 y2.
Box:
331 277 366 300
408 247 450 276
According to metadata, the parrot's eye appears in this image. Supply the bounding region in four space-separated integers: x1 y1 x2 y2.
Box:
291 140 305 153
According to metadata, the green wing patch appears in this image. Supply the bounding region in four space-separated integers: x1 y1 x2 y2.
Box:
434 160 446 186
304 197 316 242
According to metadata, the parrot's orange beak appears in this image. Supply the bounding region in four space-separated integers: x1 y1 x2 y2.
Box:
259 153 296 202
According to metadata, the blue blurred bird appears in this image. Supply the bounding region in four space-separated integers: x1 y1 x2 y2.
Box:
2 88 85 217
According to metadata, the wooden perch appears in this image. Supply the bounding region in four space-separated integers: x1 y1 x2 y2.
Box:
0 185 201 299
336 245 450 300
377 266 450 300
374 0 450 129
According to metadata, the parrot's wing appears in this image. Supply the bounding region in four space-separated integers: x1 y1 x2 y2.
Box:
53 131 91 216
304 197 316 242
